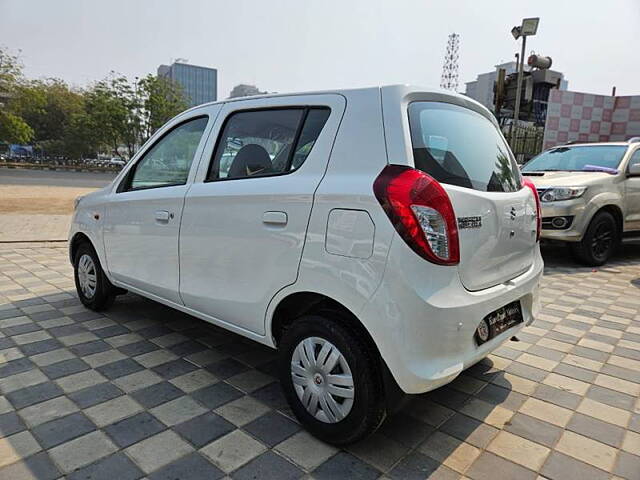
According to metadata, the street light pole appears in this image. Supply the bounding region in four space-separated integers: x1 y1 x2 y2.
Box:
507 17 539 146
512 35 527 137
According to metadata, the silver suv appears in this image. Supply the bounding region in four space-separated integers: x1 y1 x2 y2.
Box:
523 139 640 265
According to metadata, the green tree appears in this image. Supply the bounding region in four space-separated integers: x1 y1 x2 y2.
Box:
138 75 188 138
0 111 33 144
0 47 33 144
10 79 85 155
0 46 23 101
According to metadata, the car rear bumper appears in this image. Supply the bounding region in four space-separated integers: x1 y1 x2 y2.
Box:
361 236 543 394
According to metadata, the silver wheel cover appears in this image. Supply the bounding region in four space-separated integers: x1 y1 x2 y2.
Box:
291 337 355 423
77 254 97 299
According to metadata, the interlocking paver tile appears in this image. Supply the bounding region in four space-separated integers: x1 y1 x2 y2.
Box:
519 397 573 427
313 452 381 480
130 380 184 408
622 430 640 456
541 451 609 480
275 430 338 471
0 411 27 436
48 430 118 473
41 357 90 379
5 381 63 409
200 430 266 473
18 395 78 427
113 368 163 392
104 411 166 448
614 451 640 479
505 412 563 448
68 381 123 408
214 395 270 426
233 451 303 480
148 452 224 480
418 430 480 474
0 431 41 468
486 430 551 471
30 347 75 367
555 430 617 472
0 451 60 480
243 411 301 447
32 411 96 449
66 452 144 480
95 357 144 379
152 358 199 379
70 339 112 357
466 451 537 480
150 395 207 427
174 412 234 448
126 430 193 473
192 381 243 409
567 412 626 448
576 397 631 427
84 395 143 427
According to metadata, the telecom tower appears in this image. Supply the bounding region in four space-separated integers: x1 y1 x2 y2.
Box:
440 33 460 92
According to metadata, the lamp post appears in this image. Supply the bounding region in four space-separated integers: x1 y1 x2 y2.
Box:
508 17 540 143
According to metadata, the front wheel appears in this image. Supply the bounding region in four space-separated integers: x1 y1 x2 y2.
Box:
571 211 619 266
278 314 386 446
74 243 116 311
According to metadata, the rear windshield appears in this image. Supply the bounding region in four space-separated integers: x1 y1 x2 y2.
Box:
408 102 521 192
522 145 627 173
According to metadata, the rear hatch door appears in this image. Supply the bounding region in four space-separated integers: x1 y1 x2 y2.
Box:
404 97 537 291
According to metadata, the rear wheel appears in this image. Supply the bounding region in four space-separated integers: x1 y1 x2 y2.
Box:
278 314 386 446
74 243 116 311
571 211 619 266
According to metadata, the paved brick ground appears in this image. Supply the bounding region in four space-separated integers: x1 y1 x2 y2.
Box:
0 242 639 480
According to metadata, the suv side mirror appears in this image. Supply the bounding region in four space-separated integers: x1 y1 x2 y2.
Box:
628 162 640 177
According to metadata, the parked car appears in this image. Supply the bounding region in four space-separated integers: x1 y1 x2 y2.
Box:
107 157 126 167
522 139 640 265
69 86 543 445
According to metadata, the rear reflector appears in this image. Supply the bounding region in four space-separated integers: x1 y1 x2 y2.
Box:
522 178 541 242
374 165 459 265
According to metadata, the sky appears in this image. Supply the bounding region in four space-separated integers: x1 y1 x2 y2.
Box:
1 0 639 99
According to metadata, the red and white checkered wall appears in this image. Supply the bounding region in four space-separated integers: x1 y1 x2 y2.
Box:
543 89 640 149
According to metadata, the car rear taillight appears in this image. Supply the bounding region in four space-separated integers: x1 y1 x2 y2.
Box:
522 177 541 242
373 165 459 265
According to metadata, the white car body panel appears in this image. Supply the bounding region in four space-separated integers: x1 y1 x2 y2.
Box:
70 85 542 395
180 94 346 335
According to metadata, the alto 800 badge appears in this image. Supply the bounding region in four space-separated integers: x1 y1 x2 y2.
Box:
457 216 482 229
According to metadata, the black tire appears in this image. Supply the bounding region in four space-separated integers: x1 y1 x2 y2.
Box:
73 242 116 311
571 211 619 266
278 314 386 446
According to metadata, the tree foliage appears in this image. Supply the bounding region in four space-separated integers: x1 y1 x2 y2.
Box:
0 47 189 159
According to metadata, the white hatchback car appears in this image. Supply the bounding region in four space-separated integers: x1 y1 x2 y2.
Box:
69 85 543 445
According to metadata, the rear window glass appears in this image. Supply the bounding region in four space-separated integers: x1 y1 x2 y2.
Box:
408 102 521 192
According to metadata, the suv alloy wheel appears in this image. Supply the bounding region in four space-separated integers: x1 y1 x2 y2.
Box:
571 211 619 266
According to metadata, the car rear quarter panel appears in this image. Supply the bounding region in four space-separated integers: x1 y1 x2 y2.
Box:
265 87 395 341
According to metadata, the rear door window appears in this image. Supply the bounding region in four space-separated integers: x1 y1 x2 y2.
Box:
408 102 521 192
207 107 330 181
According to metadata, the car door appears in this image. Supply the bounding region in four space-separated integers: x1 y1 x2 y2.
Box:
102 113 212 303
180 94 345 334
624 148 640 231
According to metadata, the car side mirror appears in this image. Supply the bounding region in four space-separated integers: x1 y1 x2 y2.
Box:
628 162 640 177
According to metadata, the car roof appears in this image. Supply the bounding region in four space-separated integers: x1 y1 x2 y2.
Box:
182 84 478 112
